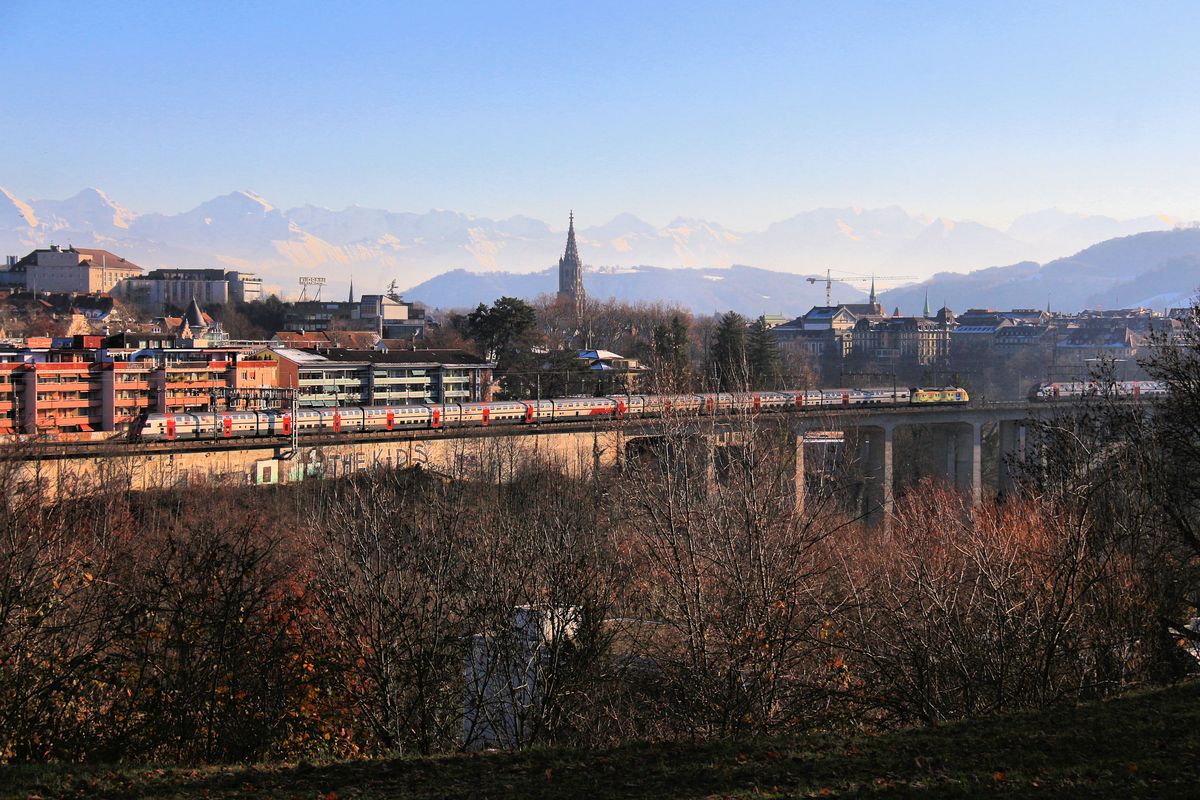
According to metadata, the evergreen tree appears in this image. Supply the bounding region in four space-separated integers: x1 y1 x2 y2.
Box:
707 310 748 391
652 314 692 388
465 296 537 361
465 296 540 398
747 315 783 389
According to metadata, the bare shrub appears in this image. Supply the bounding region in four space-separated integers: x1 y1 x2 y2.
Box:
826 482 1160 726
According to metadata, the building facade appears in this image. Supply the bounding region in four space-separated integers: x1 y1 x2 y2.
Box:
118 268 264 309
6 246 143 294
260 347 494 407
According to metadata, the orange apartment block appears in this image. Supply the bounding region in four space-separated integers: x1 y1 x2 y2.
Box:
100 361 156 431
152 360 231 415
22 361 104 433
228 358 278 389
0 350 292 436
0 363 20 433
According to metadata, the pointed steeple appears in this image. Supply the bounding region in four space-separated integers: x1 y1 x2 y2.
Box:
868 275 877 306
923 289 931 318
558 210 585 318
564 211 579 262
348 276 355 304
184 295 206 330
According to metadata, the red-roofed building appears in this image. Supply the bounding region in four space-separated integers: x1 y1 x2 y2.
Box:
6 245 142 294
272 330 380 349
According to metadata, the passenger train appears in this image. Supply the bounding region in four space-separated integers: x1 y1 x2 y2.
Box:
1028 380 1168 401
134 386 971 442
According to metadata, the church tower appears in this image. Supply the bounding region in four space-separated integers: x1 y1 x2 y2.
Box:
558 211 585 316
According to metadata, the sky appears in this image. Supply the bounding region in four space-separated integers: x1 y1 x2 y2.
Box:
2 1 1199 229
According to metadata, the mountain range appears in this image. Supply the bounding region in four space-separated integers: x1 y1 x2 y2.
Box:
878 228 1200 315
403 225 1200 318
1 187 1183 308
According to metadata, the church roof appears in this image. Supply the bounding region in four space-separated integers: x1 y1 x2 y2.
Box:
563 211 580 264
184 296 207 329
558 211 585 310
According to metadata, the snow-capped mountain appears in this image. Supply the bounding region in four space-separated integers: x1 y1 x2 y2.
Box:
0 186 1183 306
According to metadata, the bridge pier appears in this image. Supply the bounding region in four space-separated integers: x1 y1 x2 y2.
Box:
997 420 1025 498
962 421 982 506
856 423 894 526
794 434 807 515
938 421 982 505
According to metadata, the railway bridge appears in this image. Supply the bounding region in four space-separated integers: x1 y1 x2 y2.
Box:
8 400 1070 524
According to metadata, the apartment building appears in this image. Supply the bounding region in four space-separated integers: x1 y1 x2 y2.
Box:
152 358 236 415
260 347 493 406
100 360 155 431
118 268 263 309
22 360 104 433
0 363 21 433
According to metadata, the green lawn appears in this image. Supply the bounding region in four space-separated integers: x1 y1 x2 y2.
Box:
6 682 1198 799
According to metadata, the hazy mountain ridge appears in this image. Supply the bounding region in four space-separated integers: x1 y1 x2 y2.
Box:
404 265 868 317
878 228 1200 314
412 228 1200 316
0 187 1180 302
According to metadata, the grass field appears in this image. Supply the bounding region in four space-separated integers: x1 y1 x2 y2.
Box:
5 681 1198 799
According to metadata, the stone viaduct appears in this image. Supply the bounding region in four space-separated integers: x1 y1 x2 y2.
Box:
9 402 1063 523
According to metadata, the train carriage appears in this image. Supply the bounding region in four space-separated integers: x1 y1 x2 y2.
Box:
911 387 969 404
366 405 435 431
432 404 459 428
1029 380 1167 401
486 401 532 424
696 393 730 414
521 399 555 424
359 405 433 432
550 396 618 420
214 411 258 438
857 388 911 405
258 410 290 437
293 408 329 433
142 412 213 441
754 391 789 411
613 395 646 417
818 389 852 406
457 401 530 426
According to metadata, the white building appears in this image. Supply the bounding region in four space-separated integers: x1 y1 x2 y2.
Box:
118 268 263 309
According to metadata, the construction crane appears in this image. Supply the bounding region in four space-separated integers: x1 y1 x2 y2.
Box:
805 268 917 307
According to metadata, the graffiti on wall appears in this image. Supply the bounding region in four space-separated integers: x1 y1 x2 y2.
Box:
281 441 431 483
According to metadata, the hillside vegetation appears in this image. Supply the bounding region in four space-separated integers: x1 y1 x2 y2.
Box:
6 681 1197 799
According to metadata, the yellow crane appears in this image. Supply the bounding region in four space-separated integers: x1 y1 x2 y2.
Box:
805 268 918 307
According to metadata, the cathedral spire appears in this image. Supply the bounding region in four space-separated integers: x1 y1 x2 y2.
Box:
558 210 585 318
923 288 931 318
868 275 877 307
348 276 355 304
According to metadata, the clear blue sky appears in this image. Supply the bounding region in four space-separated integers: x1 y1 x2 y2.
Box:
2 1 1198 228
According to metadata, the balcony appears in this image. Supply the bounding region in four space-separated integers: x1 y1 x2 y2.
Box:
37 380 95 392
36 398 102 410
